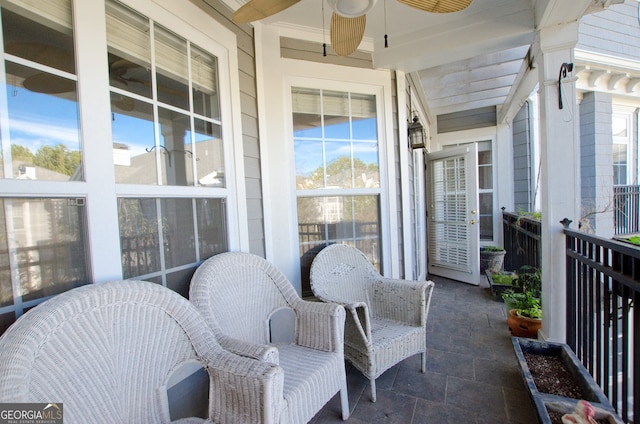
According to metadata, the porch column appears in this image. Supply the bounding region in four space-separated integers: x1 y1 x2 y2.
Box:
536 23 580 342
579 92 614 237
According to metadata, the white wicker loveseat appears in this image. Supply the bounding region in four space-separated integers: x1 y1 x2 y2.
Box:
310 243 435 402
189 252 349 423
0 280 284 423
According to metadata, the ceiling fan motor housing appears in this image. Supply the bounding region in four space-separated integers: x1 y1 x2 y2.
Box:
328 0 378 17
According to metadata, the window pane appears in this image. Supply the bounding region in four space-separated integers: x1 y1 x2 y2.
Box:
612 115 627 138
479 192 493 241
0 204 11 307
613 143 627 185
1 1 81 181
2 3 74 74
160 198 196 268
323 91 350 139
111 94 157 184
155 25 189 111
195 198 227 259
325 141 352 188
120 197 227 279
353 141 379 188
297 195 380 254
294 140 323 189
106 0 152 99
0 198 89 303
479 165 492 189
4 61 82 180
119 198 161 278
292 88 322 138
191 44 220 120
350 93 376 141
158 107 193 186
193 118 224 187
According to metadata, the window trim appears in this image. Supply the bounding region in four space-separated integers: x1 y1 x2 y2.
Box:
256 53 398 289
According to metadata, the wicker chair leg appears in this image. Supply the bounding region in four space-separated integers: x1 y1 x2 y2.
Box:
421 352 426 372
340 383 350 420
370 378 377 402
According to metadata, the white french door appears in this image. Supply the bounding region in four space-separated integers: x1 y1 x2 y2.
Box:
427 145 480 285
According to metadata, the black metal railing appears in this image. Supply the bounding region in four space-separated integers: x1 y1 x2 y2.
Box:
502 210 542 272
565 228 638 423
614 185 640 235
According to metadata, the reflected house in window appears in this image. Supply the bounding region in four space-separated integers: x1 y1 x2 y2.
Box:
112 137 224 187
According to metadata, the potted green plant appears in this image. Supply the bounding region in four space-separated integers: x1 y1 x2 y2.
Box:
513 265 541 298
480 245 506 274
506 291 542 338
502 266 542 337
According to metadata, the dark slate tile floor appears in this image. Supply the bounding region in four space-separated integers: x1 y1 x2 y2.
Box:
310 275 539 424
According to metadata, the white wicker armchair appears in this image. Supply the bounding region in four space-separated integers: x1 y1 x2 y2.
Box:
310 243 435 402
0 280 284 424
189 252 349 423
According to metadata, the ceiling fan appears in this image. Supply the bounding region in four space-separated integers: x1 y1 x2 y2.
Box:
232 0 473 56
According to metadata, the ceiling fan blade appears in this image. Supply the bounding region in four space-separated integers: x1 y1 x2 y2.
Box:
398 0 473 13
330 12 366 57
232 0 301 23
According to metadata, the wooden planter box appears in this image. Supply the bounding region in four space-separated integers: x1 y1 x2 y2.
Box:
511 337 623 424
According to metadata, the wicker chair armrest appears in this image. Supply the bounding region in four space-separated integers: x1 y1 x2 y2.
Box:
216 333 279 365
294 300 346 352
343 301 372 345
370 279 435 325
204 352 284 424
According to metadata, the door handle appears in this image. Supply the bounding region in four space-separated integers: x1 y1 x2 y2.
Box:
471 210 477 214
470 219 476 225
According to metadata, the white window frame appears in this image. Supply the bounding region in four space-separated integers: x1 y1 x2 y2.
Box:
1 0 247 289
255 47 398 290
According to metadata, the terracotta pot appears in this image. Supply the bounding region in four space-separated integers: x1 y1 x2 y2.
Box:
507 309 541 338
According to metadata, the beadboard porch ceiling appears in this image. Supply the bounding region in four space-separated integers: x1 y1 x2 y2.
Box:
222 0 611 122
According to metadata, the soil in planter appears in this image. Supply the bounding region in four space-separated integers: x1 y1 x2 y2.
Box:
523 352 585 399
523 348 620 424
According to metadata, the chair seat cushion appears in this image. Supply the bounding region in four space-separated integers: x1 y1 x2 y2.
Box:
346 318 425 379
276 344 345 423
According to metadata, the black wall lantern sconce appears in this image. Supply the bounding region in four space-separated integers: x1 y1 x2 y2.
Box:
408 115 425 150
558 62 574 109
